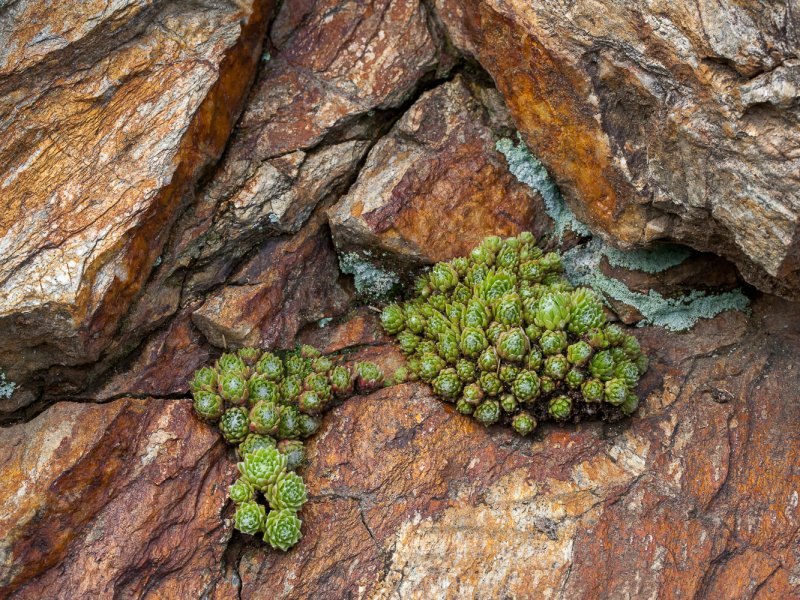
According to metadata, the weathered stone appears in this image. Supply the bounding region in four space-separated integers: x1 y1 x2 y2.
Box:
85 308 213 400
176 0 445 295
191 212 351 350
231 295 800 598
432 0 800 299
0 398 233 599
328 74 553 268
0 0 274 394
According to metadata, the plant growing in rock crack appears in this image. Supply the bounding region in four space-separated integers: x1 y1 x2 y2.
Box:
190 345 383 551
380 232 650 435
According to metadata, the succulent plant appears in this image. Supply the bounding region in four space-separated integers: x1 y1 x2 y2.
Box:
433 368 462 400
220 407 250 444
534 292 570 331
234 500 266 535
190 342 366 550
266 471 308 511
543 355 569 380
192 391 224 423
474 400 501 426
604 378 628 406
264 508 302 551
238 347 262 367
500 393 518 413
355 361 385 392
249 401 281 435
581 378 604 403
238 447 287 491
299 390 325 414
190 367 218 393
280 375 303 405
496 328 528 363
479 371 503 396
229 478 255 504
589 351 615 381
277 439 306 471
296 413 321 439
304 372 332 400
418 353 445 382
256 352 284 381
378 233 649 435
249 376 281 405
218 352 247 375
566 341 592 366
511 412 537 436
278 405 301 439
380 304 406 334
548 395 572 420
238 433 276 457
512 371 540 402
540 330 568 356
219 371 248 405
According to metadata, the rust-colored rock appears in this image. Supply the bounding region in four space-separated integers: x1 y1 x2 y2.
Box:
432 0 800 299
231 295 799 598
191 213 350 350
175 0 445 295
328 74 553 267
0 398 233 599
0 0 274 398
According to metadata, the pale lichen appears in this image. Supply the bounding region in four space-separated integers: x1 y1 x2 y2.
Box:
496 135 590 240
338 250 401 301
497 135 750 331
0 371 16 399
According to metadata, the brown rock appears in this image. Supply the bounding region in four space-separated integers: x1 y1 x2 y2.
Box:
0 0 274 393
432 0 800 299
328 74 553 268
0 398 233 599
176 0 445 295
85 307 213 400
230 295 799 598
191 213 351 350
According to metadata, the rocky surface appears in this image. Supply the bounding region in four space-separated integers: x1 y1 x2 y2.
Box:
4 297 798 599
0 0 274 388
328 74 553 268
431 0 800 299
1 0 799 598
0 398 233 599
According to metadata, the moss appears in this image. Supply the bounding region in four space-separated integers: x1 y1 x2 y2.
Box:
338 250 401 301
498 135 750 331
0 371 15 399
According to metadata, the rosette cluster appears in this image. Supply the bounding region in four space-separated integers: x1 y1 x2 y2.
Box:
190 344 383 551
380 233 649 435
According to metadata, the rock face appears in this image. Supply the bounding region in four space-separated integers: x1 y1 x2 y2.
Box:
1 0 800 598
230 297 800 598
432 0 800 298
0 398 233 599
0 0 274 385
328 74 553 268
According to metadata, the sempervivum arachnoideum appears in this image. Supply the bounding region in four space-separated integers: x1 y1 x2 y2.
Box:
266 471 308 511
264 508 302 551
238 447 287 491
355 361 384 392
234 500 267 535
220 407 249 444
378 233 651 434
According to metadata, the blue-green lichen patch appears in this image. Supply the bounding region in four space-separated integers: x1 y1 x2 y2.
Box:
496 136 590 240
337 249 402 301
497 136 750 331
0 371 16 399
